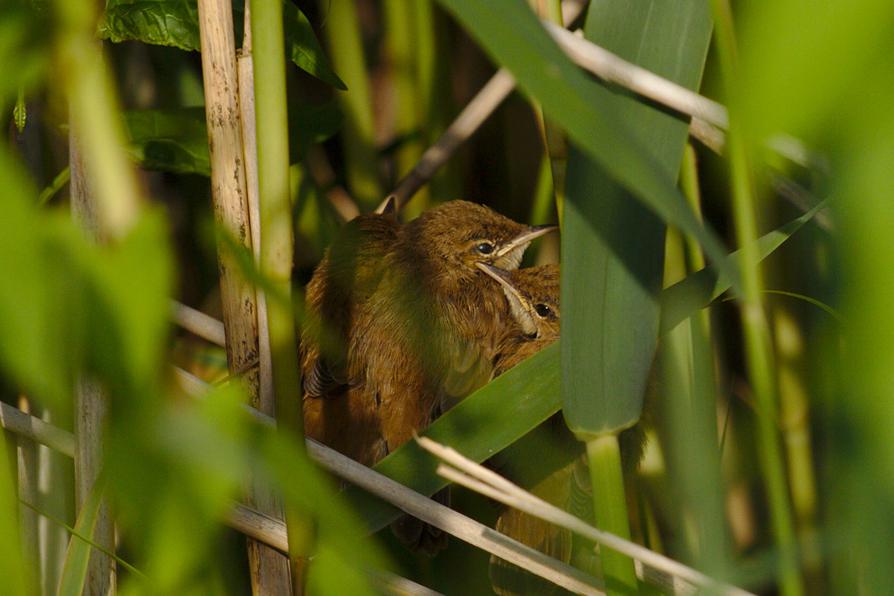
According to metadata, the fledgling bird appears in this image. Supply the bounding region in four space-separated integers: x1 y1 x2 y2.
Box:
300 200 554 553
476 263 574 596
480 263 651 594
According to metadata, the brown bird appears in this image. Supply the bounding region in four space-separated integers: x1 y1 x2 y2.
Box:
300 200 554 552
479 263 648 594
477 264 573 595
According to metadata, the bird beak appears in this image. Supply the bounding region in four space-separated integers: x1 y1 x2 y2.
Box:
476 262 515 289
495 225 557 258
476 263 537 336
493 225 557 270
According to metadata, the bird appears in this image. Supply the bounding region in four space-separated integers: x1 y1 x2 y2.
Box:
480 263 649 595
300 200 555 553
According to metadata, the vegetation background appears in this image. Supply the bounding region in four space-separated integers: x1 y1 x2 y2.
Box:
1 0 891 594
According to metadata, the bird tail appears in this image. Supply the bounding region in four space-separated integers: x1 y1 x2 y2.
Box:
489 464 574 595
390 488 451 556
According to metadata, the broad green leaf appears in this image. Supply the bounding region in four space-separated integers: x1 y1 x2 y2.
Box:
562 0 714 435
123 104 342 176
659 201 828 335
348 343 561 532
281 0 346 90
434 0 736 287
0 147 73 405
58 481 104 596
98 0 345 89
125 108 210 175
98 0 200 51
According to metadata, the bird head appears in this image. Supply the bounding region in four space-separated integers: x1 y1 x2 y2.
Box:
477 263 561 340
402 200 556 281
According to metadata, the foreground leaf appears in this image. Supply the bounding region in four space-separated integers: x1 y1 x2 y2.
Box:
562 0 713 435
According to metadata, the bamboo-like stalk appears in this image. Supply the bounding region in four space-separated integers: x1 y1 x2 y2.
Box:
54 0 144 584
773 307 822 587
322 0 382 209
654 146 729 576
384 0 428 217
170 301 226 346
69 139 117 596
532 0 567 223
587 435 639 595
708 2 803 595
250 0 311 591
237 2 294 593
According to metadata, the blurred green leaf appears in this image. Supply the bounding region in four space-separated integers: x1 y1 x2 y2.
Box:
0 148 74 405
347 343 561 532
58 479 104 596
123 103 342 176
739 0 894 142
434 0 735 286
0 2 50 112
98 0 345 88
562 0 713 434
125 108 210 175
258 431 385 596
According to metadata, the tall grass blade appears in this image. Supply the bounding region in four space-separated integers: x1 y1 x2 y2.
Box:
57 480 103 596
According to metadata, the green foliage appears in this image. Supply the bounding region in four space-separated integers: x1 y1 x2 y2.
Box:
98 0 345 89
562 0 713 436
123 103 342 176
124 108 210 175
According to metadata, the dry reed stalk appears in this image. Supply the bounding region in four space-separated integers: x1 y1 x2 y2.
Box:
70 138 116 596
417 436 756 596
170 301 226 347
195 0 292 592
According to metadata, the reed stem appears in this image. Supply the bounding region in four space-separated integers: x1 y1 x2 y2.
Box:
587 434 639 595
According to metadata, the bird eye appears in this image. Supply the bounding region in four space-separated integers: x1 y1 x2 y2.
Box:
475 241 495 255
534 303 552 318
